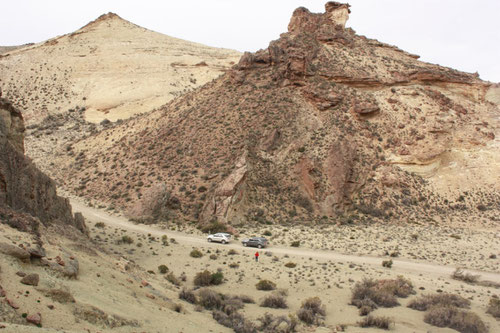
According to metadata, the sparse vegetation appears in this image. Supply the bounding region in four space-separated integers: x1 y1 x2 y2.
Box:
382 259 393 268
194 270 224 286
260 294 288 309
290 240 300 247
256 279 276 291
165 272 182 286
95 222 105 228
158 264 169 274
297 297 325 325
257 313 297 332
424 306 487 333
351 276 415 315
120 235 134 244
190 249 203 258
284 262 297 268
487 297 500 319
179 289 197 304
358 315 393 329
408 293 470 311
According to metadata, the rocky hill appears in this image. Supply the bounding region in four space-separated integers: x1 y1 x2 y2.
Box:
46 3 499 228
0 96 85 234
0 12 241 125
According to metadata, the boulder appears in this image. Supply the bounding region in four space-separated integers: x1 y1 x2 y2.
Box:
0 242 30 260
26 313 41 326
21 273 39 286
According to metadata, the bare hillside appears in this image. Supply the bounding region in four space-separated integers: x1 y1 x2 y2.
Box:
0 13 241 124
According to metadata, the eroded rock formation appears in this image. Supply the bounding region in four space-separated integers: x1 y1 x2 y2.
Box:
0 98 86 233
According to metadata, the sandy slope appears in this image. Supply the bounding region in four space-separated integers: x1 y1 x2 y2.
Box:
0 13 241 124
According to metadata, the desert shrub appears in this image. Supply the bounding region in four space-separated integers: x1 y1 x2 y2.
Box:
211 271 224 285
408 293 470 311
258 313 297 333
209 254 218 260
179 289 197 304
199 289 224 310
351 276 415 314
487 297 500 319
120 235 134 244
424 306 487 333
256 279 276 291
263 230 272 236
173 303 183 313
284 262 297 268
228 249 238 255
212 310 256 333
194 270 224 286
95 222 105 228
290 240 300 247
238 295 255 304
158 265 169 274
200 221 228 234
260 294 288 309
165 272 181 286
452 268 480 284
190 249 203 258
358 315 393 329
382 259 393 268
161 235 169 246
297 297 325 325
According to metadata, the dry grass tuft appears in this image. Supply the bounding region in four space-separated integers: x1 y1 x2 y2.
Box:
358 315 393 329
407 293 470 311
256 279 276 291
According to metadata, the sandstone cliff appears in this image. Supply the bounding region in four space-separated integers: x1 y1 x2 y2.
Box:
47 2 499 227
0 98 85 233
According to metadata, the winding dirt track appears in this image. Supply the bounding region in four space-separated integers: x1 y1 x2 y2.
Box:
71 199 500 283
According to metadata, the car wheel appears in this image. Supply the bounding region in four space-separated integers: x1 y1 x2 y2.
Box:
208 238 212 242
243 243 247 247
258 244 262 249
221 240 226 244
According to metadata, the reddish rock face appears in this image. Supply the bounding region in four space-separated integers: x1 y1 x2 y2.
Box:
49 2 495 226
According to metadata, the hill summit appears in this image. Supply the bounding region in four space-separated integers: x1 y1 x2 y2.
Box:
0 12 241 125
49 2 499 227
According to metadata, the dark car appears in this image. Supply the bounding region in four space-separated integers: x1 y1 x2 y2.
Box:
241 237 268 248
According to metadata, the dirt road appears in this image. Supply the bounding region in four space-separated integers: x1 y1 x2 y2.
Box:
71 199 500 283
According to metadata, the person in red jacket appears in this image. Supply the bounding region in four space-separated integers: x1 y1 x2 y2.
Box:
255 251 259 262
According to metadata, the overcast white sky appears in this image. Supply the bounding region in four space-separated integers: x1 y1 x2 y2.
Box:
2 0 499 82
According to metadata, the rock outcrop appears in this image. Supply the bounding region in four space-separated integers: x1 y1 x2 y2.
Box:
47 2 498 226
0 98 86 233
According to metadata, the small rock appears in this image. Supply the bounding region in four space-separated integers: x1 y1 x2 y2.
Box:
146 293 155 299
6 298 19 309
141 280 149 287
26 313 41 325
28 245 46 259
47 304 55 310
0 286 5 297
21 273 39 286
16 271 26 277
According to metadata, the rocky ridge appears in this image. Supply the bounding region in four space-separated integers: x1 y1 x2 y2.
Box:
42 3 500 228
0 97 85 234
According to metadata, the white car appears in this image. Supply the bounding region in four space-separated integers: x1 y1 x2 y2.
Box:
207 233 232 244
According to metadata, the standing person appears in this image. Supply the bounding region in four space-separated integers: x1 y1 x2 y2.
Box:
255 251 259 262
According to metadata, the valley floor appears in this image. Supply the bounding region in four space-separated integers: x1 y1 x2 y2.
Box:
0 200 498 332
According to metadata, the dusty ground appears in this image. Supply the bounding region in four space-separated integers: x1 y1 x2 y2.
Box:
1 200 499 332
